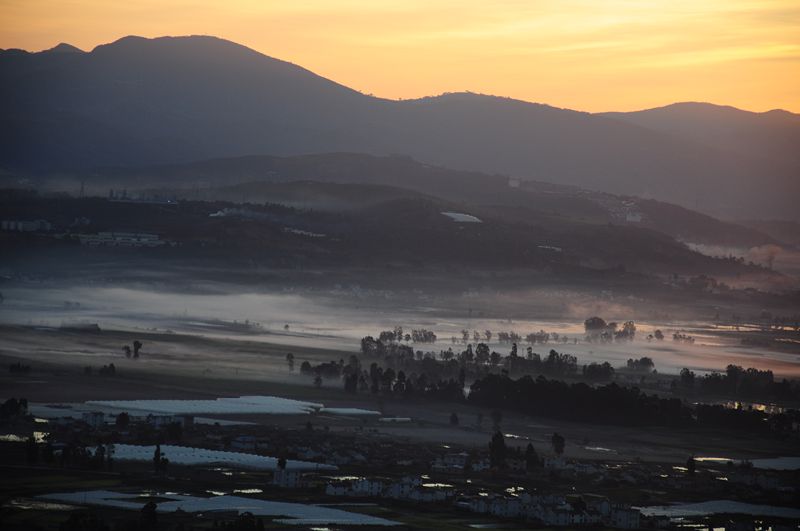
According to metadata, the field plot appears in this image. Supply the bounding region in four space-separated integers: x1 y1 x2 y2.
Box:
39 490 399 526
109 444 336 471
86 395 324 415
638 500 800 519
320 407 381 416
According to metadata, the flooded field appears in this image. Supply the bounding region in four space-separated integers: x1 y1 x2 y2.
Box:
38 490 399 526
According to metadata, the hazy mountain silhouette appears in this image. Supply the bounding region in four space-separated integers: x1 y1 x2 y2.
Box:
2 35 797 219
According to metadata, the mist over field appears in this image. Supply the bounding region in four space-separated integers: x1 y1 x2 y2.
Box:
2 282 799 379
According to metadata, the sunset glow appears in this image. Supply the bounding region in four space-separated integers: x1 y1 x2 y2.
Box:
2 0 798 112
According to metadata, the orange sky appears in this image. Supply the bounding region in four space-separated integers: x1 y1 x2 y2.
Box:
1 0 798 112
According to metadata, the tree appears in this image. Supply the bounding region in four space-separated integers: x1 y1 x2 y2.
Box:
360 336 380 356
60 511 110 531
551 432 565 455
490 409 503 430
680 368 696 390
475 343 490 364
313 375 322 388
687 456 696 476
489 431 506 468
133 340 143 358
286 352 295 372
584 316 607 333
42 441 55 464
123 345 131 358
140 501 158 529
617 321 636 340
278 456 287 470
153 443 162 473
654 329 664 340
525 443 539 472
115 412 130 430
450 412 459 426
25 435 38 464
106 443 115 471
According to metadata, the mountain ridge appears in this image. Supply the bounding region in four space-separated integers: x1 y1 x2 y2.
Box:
2 34 797 220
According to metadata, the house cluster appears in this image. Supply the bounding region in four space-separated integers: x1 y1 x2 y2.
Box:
432 451 489 472
591 196 646 224
456 491 643 528
1 219 52 232
322 472 644 528
325 475 456 503
108 189 178 205
78 411 193 431
432 452 602 477
77 231 170 247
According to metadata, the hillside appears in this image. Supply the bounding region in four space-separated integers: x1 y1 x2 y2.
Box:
0 189 769 281
2 35 798 220
94 153 776 250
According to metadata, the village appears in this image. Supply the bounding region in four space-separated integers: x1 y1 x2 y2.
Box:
3 389 799 530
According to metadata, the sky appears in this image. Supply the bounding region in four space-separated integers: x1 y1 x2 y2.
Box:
1 0 798 112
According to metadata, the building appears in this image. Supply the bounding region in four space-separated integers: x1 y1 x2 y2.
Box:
384 476 420 499
543 456 566 469
230 436 258 452
144 414 184 428
490 496 523 518
78 231 167 247
273 469 304 489
610 505 641 529
433 451 470 471
1 219 52 232
81 411 106 429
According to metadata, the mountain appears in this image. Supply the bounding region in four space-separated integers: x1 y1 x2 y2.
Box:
2 35 798 220
603 102 800 167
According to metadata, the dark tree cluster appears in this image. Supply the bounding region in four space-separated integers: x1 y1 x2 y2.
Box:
469 374 692 427
373 326 437 344
0 397 28 419
677 364 800 402
468 373 798 436
123 340 144 358
582 361 615 381
212 512 265 531
8 361 31 374
505 349 579 378
625 357 655 372
583 317 636 342
673 332 696 343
